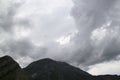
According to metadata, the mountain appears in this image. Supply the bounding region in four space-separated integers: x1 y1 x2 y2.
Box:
94 75 120 80
0 55 31 80
0 55 120 80
23 58 93 80
24 58 120 80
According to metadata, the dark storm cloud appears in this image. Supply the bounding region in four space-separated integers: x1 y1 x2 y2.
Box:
101 39 120 60
69 0 120 66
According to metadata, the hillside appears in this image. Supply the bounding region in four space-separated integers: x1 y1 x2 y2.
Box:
0 55 120 80
0 55 31 80
23 58 120 80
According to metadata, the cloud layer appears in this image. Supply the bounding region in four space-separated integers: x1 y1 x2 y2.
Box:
70 0 120 66
0 0 76 67
0 0 120 75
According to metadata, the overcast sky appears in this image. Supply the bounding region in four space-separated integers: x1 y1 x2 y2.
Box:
0 0 120 75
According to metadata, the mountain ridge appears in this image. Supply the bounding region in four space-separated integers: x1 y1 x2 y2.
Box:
23 58 120 80
0 55 120 80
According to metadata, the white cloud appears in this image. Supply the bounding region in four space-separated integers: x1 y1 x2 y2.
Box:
56 35 71 45
88 60 120 75
13 27 31 40
15 0 76 46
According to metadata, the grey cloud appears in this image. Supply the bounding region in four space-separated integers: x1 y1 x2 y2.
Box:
101 38 120 60
0 0 34 60
29 46 48 59
66 0 120 67
16 18 30 27
1 0 120 70
0 0 54 65
0 39 32 58
0 0 30 32
0 2 20 32
0 38 49 62
72 0 117 35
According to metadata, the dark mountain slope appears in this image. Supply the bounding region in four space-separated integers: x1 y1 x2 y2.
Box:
23 58 93 80
1 55 120 80
94 75 120 80
0 55 31 80
24 58 120 80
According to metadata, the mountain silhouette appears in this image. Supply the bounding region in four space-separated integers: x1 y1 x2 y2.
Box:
24 58 93 80
0 55 120 80
24 58 120 80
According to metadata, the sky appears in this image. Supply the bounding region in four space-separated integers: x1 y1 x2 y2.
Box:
0 0 120 75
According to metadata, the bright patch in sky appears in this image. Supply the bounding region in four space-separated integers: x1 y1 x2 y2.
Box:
56 35 71 45
91 27 107 42
14 27 31 40
88 60 120 75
